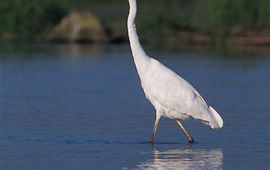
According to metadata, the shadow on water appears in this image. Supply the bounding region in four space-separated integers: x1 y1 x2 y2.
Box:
1 43 270 60
0 43 106 60
0 43 132 62
136 146 223 170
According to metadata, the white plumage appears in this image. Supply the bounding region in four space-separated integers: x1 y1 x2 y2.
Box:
127 0 223 143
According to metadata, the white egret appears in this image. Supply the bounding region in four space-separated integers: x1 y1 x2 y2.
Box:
127 0 223 143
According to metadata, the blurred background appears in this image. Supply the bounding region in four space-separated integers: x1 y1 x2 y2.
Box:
1 0 270 169
0 0 270 46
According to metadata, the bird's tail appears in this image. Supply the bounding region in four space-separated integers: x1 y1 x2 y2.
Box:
207 106 223 129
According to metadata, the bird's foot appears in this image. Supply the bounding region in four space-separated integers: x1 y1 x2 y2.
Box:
188 137 194 144
150 137 154 144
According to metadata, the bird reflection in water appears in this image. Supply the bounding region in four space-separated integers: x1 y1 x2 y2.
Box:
136 147 223 170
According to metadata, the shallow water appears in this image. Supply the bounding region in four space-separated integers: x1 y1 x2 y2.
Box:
1 44 270 169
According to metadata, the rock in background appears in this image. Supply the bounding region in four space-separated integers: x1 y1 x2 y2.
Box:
48 11 108 43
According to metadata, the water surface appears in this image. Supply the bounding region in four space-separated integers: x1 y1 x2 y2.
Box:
1 44 270 169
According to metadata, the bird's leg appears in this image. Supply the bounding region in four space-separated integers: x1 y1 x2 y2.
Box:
175 119 194 143
150 116 160 144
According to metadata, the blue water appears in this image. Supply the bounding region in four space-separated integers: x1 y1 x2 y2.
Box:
1 44 270 169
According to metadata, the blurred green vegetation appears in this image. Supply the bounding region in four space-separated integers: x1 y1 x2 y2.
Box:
194 0 270 37
0 0 68 42
0 0 269 43
138 0 270 43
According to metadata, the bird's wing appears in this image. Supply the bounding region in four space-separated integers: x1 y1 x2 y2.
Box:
143 58 208 114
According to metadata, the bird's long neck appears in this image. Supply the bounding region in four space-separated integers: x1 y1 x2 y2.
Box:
127 0 149 75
